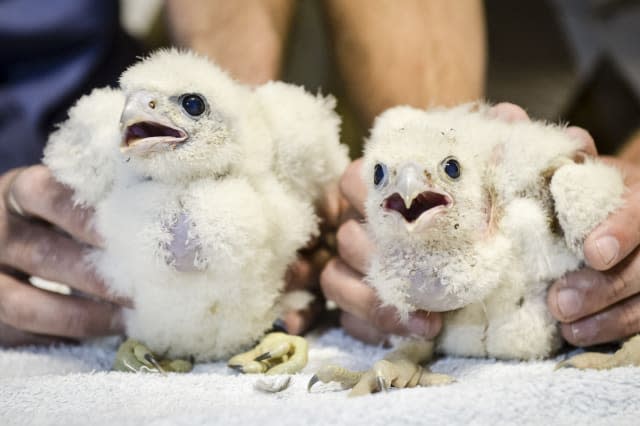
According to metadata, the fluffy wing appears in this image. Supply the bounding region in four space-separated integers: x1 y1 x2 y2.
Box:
550 159 625 257
255 82 349 202
43 87 125 207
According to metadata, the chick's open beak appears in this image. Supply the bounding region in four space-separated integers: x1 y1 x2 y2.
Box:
383 163 452 231
120 90 187 157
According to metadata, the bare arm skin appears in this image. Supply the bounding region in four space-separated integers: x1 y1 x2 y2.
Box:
0 166 127 346
166 0 296 85
323 0 486 125
548 130 640 346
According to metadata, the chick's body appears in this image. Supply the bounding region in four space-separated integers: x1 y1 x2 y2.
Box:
363 104 624 360
44 50 347 362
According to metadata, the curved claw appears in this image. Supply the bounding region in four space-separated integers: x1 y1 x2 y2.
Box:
227 333 308 375
254 352 271 362
312 340 453 396
144 353 166 374
376 375 388 393
307 374 320 392
113 339 193 373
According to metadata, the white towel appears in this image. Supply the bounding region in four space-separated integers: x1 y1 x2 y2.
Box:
1 328 639 426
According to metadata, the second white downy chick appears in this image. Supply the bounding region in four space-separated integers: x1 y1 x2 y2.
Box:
310 103 636 396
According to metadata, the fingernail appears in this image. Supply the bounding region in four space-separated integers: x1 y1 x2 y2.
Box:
272 318 288 333
595 236 619 266
407 314 432 337
570 318 598 345
556 288 582 319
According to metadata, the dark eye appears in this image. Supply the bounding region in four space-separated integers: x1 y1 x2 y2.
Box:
442 157 461 179
181 94 206 117
374 163 388 188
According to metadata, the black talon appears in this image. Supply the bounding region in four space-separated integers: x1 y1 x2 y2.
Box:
271 319 288 333
228 364 245 373
144 353 166 373
254 352 271 362
376 376 388 393
307 374 320 392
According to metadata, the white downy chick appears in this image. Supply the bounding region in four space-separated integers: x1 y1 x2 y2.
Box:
363 103 625 360
43 49 347 364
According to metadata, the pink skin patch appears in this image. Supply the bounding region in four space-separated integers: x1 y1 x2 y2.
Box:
165 212 205 272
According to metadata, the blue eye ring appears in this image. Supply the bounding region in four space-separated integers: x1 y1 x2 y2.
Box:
442 157 461 179
373 163 388 188
180 93 207 117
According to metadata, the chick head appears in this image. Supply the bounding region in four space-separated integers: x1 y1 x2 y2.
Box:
118 49 248 182
363 107 492 242
363 106 497 311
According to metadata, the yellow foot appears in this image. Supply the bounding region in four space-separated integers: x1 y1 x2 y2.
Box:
308 339 454 397
113 339 193 373
227 332 308 375
556 335 640 370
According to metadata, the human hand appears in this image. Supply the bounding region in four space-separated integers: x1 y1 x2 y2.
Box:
488 102 640 347
0 165 128 347
278 183 342 335
167 0 295 85
490 104 640 347
547 155 640 346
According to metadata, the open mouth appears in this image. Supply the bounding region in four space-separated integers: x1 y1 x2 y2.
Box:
122 121 187 150
384 191 451 223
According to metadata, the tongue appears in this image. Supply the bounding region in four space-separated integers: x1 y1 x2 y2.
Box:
125 122 182 145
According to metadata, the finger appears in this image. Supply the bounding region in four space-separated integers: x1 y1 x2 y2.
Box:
0 274 123 339
339 159 367 217
0 322 72 347
565 126 598 157
281 298 323 335
336 219 374 274
2 216 130 307
320 258 440 337
7 165 102 247
488 102 530 122
316 180 343 229
285 247 334 292
285 258 315 292
560 292 640 346
583 181 640 271
340 311 388 344
339 204 363 226
548 255 640 323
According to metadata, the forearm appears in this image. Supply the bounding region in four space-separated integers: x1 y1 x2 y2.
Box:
323 0 486 125
166 0 296 85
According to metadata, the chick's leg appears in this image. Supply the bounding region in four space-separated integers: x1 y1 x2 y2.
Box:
556 334 640 370
113 339 193 373
309 339 454 397
227 332 308 374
